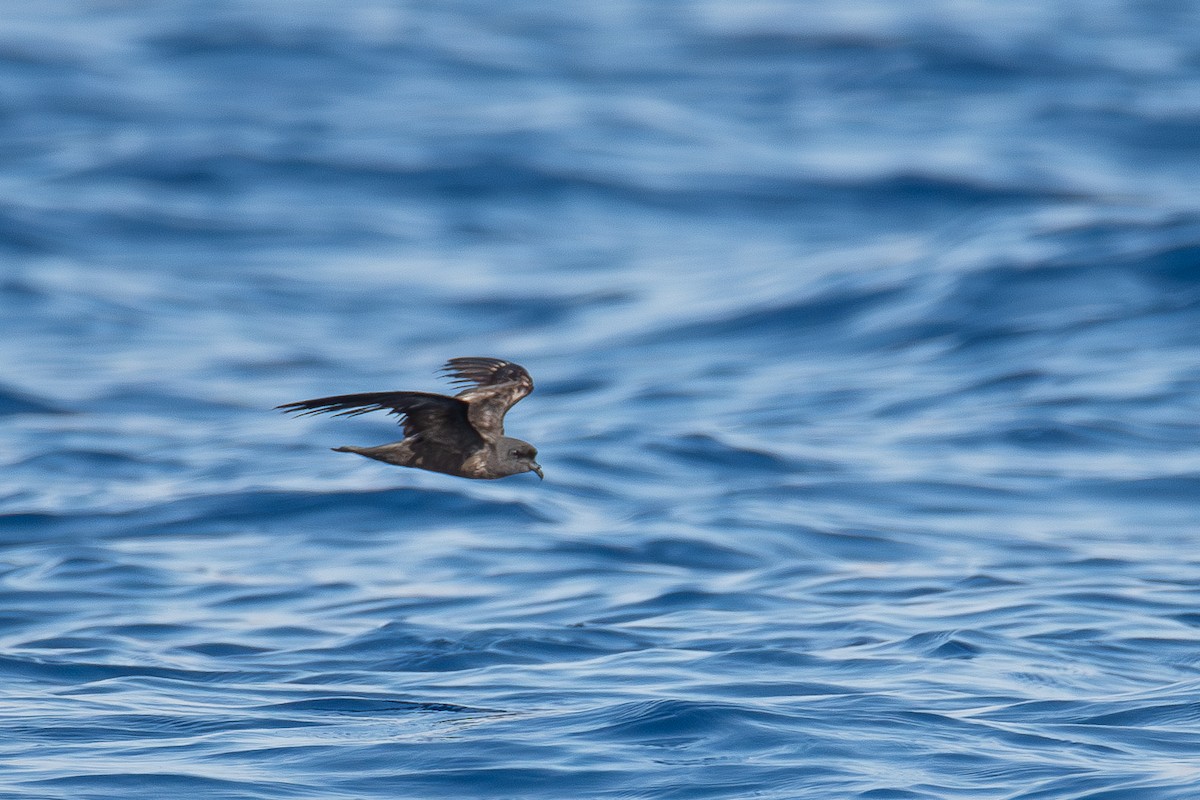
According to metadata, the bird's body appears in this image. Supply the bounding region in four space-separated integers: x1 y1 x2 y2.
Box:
277 358 542 480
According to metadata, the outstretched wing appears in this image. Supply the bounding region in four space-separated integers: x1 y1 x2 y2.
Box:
276 391 482 449
438 357 533 440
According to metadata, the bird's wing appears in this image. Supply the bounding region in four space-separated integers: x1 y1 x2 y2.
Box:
276 391 482 449
438 357 533 440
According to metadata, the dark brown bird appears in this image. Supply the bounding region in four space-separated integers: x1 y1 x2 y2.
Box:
277 357 542 480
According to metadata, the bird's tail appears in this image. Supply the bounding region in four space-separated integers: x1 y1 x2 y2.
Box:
330 443 411 468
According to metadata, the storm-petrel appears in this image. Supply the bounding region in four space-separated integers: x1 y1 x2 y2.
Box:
277 357 542 480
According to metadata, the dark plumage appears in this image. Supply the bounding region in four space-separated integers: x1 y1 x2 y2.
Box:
277 357 542 480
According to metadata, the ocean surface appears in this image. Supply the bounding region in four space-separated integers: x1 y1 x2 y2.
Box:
2 2 1200 798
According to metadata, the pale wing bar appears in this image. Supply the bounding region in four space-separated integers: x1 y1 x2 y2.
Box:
439 357 533 392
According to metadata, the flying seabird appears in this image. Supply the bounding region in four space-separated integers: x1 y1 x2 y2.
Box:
277 357 542 480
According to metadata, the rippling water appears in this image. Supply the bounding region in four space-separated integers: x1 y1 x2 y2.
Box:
3 2 1200 798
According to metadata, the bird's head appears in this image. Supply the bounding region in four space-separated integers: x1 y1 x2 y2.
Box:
499 437 543 480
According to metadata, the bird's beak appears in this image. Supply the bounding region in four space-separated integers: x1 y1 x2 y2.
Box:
531 463 543 480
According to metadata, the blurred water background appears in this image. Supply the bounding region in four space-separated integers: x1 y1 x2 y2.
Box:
2 1 1200 798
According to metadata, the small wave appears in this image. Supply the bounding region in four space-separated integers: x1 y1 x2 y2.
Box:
15 449 178 479
643 283 905 345
1071 474 1200 503
23 773 282 796
581 698 810 753
83 487 552 537
259 696 495 715
646 432 796 473
0 386 65 416
1139 241 1200 284
323 621 651 672
901 629 986 659
550 536 762 572
176 642 271 657
0 653 238 686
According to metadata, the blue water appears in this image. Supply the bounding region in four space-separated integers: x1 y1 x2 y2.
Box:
2 2 1200 798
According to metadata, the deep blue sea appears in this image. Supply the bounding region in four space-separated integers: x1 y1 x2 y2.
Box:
2 2 1200 798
